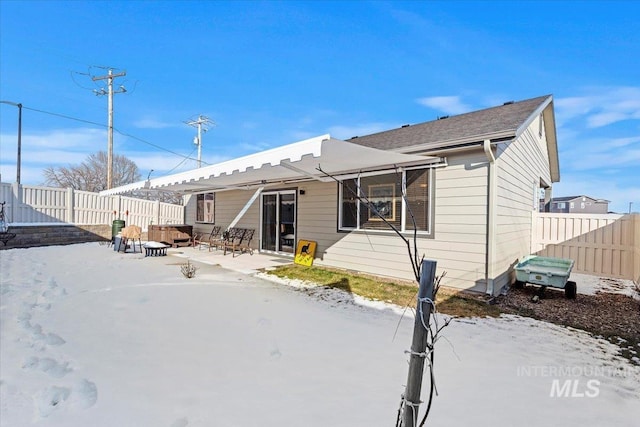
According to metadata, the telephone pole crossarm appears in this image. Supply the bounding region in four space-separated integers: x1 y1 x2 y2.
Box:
185 115 215 168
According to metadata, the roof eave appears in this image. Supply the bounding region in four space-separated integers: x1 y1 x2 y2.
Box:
514 95 560 183
394 130 516 155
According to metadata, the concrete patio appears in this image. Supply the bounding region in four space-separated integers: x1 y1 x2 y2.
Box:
166 244 295 275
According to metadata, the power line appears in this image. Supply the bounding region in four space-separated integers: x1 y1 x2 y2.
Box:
21 106 104 127
165 147 198 174
19 105 208 165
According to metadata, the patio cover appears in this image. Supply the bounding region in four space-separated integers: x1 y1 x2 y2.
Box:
99 134 440 195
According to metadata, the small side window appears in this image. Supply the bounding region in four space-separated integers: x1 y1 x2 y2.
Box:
196 192 215 223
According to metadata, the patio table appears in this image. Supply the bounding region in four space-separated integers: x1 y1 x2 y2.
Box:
143 242 170 257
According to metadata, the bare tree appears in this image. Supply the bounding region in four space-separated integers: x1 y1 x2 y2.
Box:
127 189 184 205
44 151 140 192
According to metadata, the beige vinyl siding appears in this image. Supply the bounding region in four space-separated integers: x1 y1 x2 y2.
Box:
296 181 338 251
492 117 553 291
187 189 261 250
312 153 488 292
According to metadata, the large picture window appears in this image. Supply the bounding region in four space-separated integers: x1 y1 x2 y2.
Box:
196 192 215 223
339 168 432 234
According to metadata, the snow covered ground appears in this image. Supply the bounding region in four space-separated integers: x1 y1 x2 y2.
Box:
571 272 639 300
1 243 638 426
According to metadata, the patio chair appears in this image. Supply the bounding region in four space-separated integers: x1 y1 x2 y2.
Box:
224 228 254 257
210 227 239 252
193 225 221 250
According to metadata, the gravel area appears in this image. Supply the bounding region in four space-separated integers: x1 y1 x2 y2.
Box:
495 274 640 365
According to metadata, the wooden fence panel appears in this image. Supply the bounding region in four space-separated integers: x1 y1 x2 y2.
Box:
532 212 638 280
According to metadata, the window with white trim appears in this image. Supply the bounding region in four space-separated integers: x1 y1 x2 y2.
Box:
339 168 432 234
196 192 215 223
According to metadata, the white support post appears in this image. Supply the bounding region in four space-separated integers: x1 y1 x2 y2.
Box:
227 187 264 230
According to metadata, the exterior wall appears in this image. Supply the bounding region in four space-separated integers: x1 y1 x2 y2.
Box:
492 116 553 293
567 198 608 214
549 201 570 213
548 197 609 214
314 152 489 291
186 189 262 250
549 196 609 214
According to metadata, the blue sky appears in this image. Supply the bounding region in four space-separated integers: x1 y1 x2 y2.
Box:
0 0 638 213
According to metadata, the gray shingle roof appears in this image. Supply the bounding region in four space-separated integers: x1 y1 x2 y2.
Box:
348 95 551 151
551 195 609 203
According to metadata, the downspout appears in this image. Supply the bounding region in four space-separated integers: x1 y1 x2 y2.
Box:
483 140 497 295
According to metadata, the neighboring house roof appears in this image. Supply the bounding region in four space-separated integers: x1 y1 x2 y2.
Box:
551 196 610 203
348 95 560 182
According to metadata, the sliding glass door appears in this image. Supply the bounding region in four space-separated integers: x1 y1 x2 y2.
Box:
261 191 296 254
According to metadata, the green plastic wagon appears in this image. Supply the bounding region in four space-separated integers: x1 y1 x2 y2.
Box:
514 255 577 299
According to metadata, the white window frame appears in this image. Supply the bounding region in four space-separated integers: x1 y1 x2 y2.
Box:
338 166 433 235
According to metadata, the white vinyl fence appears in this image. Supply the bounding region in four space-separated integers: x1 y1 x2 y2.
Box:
531 211 640 281
1 183 184 231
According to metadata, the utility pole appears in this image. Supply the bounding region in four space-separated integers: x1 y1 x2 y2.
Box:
92 69 126 189
0 100 22 184
185 115 214 168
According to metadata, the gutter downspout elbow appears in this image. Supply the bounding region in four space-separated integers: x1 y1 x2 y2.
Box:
483 139 495 164
484 139 496 296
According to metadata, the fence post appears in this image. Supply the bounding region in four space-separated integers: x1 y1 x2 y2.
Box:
67 187 74 224
402 259 437 427
154 200 161 225
11 182 21 223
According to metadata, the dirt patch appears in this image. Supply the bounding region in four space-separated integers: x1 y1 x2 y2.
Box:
495 284 640 365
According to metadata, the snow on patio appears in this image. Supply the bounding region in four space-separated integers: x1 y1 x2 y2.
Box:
1 243 638 426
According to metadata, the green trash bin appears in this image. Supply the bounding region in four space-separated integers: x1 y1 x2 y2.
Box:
112 219 126 240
